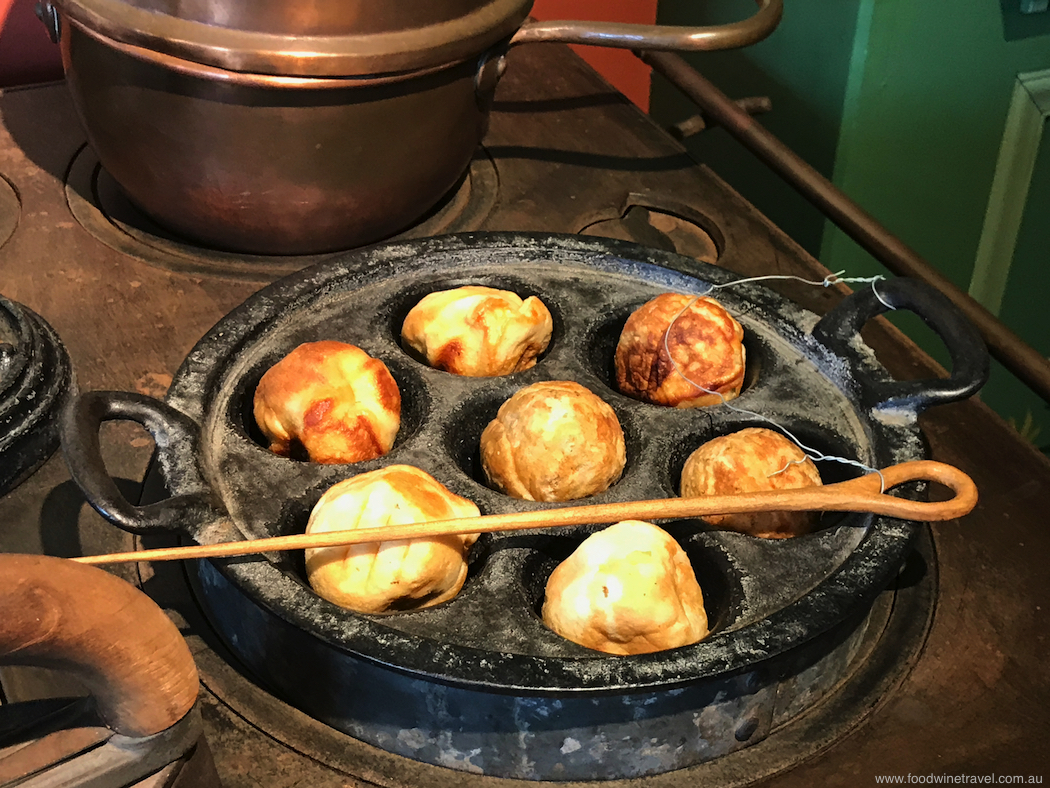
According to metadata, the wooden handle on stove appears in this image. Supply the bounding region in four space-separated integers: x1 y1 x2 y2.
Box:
0 554 199 738
71 460 977 566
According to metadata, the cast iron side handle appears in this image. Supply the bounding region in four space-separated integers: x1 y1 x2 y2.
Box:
812 278 989 415
511 0 781 52
60 391 221 535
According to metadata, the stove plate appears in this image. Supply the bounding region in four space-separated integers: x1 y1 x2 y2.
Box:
65 146 499 281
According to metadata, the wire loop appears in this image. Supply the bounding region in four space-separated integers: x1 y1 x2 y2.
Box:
664 271 891 492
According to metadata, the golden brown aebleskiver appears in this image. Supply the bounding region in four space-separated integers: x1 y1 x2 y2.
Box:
401 286 553 377
305 465 480 614
615 293 745 408
253 341 400 464
681 427 823 538
542 520 709 655
480 380 626 502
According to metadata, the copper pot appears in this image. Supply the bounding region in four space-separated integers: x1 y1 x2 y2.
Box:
42 0 783 255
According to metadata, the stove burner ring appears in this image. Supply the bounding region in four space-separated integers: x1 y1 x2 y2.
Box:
64 145 499 282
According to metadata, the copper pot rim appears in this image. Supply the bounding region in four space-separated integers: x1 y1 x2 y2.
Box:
49 0 783 79
66 19 474 89
53 0 532 77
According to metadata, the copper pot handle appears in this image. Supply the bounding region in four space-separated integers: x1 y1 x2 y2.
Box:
0 554 199 738
56 0 780 93
510 0 782 51
63 0 780 91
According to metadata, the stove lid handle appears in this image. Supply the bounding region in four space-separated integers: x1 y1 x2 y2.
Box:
812 277 990 416
510 0 781 52
60 390 224 536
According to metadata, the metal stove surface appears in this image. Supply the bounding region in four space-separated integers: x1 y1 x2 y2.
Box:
1 42 1048 786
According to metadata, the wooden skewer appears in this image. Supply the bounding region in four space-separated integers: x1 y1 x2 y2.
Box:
71 460 976 566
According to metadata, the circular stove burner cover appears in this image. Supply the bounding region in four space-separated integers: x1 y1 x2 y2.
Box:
0 175 19 249
0 296 75 495
577 194 722 264
64 145 499 282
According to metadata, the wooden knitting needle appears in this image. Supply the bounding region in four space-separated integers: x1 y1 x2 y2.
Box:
71 460 976 566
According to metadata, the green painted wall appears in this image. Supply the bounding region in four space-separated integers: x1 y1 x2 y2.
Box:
1004 126 1050 348
650 0 862 257
820 0 1050 286
982 124 1050 448
819 1 1050 443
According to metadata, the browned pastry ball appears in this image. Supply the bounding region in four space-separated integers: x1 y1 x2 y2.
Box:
401 286 553 377
253 341 400 464
480 380 626 502
680 427 823 538
615 293 745 408
542 520 709 655
305 465 480 614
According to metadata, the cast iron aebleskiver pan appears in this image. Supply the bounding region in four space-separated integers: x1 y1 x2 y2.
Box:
61 233 987 779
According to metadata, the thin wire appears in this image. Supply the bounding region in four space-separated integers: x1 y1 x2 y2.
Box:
694 269 889 293
663 274 889 492
702 270 896 312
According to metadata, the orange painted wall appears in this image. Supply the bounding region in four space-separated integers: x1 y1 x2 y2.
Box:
0 0 63 87
529 0 657 109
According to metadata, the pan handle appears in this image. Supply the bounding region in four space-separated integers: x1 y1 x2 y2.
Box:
812 278 989 415
510 0 781 52
60 391 223 536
